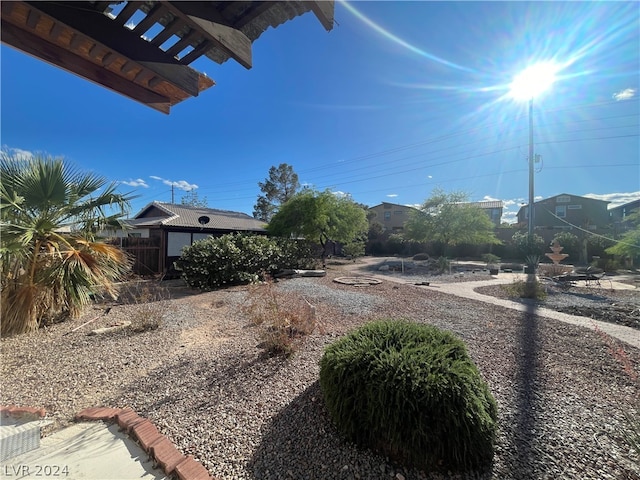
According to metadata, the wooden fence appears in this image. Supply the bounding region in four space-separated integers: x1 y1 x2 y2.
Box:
108 237 161 276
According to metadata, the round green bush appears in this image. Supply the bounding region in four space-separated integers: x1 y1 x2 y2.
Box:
319 319 498 472
174 234 317 290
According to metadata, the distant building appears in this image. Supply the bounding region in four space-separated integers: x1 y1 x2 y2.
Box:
609 198 640 223
368 202 417 232
516 193 611 241
368 200 503 232
472 200 503 226
609 198 640 235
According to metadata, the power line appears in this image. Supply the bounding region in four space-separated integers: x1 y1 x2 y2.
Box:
539 207 640 249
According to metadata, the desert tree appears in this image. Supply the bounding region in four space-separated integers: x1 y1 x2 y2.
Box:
404 189 500 256
267 189 368 264
606 211 640 266
181 189 208 207
253 163 300 221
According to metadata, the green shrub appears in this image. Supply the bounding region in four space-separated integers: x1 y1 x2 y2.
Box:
342 240 365 259
319 319 498 472
435 256 450 273
174 234 316 290
481 253 500 265
274 237 318 270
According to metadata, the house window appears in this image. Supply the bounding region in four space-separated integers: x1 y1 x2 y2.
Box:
384 211 391 220
555 205 566 218
557 195 571 203
128 232 141 238
394 210 403 215
567 205 582 210
167 232 192 257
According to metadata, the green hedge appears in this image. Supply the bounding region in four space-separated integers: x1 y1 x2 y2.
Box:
319 319 498 472
174 234 316 290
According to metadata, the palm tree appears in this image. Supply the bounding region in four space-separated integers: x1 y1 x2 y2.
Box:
1 154 136 335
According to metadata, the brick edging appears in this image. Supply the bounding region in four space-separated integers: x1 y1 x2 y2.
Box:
75 407 214 480
0 405 47 420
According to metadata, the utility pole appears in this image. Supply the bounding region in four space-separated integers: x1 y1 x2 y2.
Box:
528 97 535 241
171 185 174 204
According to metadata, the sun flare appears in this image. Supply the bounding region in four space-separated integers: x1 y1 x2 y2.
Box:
509 62 559 101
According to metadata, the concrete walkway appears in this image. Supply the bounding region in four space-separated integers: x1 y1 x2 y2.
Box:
343 258 639 350
431 274 640 350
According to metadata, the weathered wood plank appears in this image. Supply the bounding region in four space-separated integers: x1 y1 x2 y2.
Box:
178 39 211 65
69 32 84 49
131 3 165 36
49 22 65 40
305 1 335 32
26 9 40 29
113 1 142 26
227 2 276 29
164 29 198 58
165 1 252 69
149 18 182 47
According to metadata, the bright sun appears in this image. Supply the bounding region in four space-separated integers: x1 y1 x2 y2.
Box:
509 62 559 100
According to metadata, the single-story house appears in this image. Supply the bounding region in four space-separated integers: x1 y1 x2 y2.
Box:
103 202 266 275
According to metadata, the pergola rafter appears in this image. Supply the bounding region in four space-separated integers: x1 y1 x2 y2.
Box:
1 1 334 113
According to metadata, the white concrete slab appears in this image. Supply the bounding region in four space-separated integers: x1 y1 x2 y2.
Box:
0 422 168 479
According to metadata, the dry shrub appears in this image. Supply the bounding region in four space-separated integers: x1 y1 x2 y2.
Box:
117 280 172 333
504 279 547 300
243 279 321 356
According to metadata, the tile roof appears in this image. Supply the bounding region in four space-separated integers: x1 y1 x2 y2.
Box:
474 201 503 209
128 202 266 232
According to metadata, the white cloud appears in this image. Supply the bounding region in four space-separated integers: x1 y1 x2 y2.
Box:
120 178 149 188
1 146 34 161
171 180 198 191
427 175 433 179
612 88 636 101
150 176 198 191
502 211 518 224
332 190 349 198
583 191 640 208
386 194 398 198
482 195 499 202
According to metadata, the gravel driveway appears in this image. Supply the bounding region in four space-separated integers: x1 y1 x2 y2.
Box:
1 261 638 480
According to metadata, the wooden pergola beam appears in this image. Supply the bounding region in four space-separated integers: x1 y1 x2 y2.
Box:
1 19 171 114
165 1 253 68
25 1 201 97
304 1 335 31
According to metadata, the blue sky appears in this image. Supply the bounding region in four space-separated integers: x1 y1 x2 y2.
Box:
2 1 639 223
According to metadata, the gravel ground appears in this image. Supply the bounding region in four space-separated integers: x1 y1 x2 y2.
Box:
1 263 639 480
475 282 640 330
